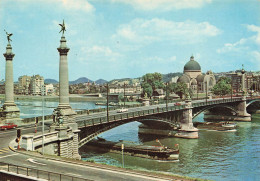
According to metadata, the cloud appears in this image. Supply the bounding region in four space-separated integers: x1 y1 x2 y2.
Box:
145 56 177 62
111 0 211 11
59 0 95 12
217 38 249 53
247 24 260 45
80 46 122 63
217 24 260 54
1 0 95 13
113 18 221 45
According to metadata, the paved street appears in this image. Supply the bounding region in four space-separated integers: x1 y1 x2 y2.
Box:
0 126 182 181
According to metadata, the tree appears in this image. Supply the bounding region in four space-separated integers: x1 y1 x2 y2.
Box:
174 82 189 99
142 82 153 98
217 77 231 84
211 80 231 96
141 72 164 97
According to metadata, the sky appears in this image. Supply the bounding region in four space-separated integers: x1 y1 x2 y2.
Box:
0 0 260 82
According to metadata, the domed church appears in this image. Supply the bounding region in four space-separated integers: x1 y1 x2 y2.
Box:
177 56 216 93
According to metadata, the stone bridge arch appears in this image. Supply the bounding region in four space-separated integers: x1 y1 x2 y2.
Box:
246 99 260 108
193 105 238 119
78 114 179 148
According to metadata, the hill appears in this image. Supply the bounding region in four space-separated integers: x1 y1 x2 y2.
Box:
45 79 58 84
95 79 108 85
69 77 93 85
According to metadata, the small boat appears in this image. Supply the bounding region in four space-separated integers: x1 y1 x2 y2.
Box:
193 121 237 131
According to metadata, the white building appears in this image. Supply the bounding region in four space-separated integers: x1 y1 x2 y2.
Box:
41 84 54 95
30 75 44 95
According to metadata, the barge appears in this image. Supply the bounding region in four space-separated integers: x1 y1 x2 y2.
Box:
193 121 237 131
87 138 179 161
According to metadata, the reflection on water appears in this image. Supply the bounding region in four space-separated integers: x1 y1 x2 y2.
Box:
80 115 260 181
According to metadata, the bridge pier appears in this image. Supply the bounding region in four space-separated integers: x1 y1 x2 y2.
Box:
174 99 198 139
21 122 81 160
236 96 251 121
204 96 251 122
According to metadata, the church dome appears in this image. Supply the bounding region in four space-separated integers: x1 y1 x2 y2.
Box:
184 56 201 71
177 74 190 83
196 74 205 82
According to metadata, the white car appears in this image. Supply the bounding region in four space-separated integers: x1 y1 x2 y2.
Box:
117 108 128 113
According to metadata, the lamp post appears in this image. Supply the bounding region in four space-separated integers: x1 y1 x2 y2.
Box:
106 83 109 122
124 83 126 107
42 94 44 155
231 79 233 101
197 82 199 100
206 82 208 103
166 83 168 110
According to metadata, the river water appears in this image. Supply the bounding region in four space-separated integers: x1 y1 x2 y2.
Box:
8 100 260 181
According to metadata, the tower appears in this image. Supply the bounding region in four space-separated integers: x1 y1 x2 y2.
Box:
53 20 76 120
0 32 20 122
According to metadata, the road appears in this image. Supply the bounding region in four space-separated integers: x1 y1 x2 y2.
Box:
0 126 175 181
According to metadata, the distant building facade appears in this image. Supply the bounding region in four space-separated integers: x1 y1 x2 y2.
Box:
18 75 31 95
227 71 260 93
109 85 142 94
30 75 44 95
42 84 54 95
177 56 216 93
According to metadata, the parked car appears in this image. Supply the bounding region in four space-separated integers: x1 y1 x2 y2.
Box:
174 102 181 106
0 123 18 130
117 108 128 113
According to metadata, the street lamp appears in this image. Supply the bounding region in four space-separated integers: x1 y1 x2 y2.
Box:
124 83 126 107
36 82 45 155
106 83 109 122
41 86 45 155
206 82 208 103
166 83 168 110
231 79 233 101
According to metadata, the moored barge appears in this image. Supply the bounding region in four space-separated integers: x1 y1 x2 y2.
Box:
87 138 179 161
193 121 237 131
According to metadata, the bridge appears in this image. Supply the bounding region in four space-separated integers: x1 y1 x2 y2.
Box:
20 95 260 159
76 95 258 144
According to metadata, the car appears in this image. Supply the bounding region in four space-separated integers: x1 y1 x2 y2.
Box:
117 108 128 113
174 102 181 106
0 123 18 130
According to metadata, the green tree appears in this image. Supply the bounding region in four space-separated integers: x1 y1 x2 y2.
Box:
217 77 231 84
211 80 231 96
174 82 189 99
118 93 124 102
141 72 164 97
142 82 153 98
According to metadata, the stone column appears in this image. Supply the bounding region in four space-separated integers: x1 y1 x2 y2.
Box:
0 43 20 121
236 96 251 121
174 99 198 139
54 35 76 117
241 68 246 95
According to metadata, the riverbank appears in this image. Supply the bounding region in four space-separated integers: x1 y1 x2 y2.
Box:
12 148 208 181
0 94 106 102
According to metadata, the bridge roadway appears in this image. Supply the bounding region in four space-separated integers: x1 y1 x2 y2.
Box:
74 96 244 128
1 126 187 180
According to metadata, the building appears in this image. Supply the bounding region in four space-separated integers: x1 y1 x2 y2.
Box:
30 75 44 95
109 85 142 94
227 70 260 94
42 84 54 95
177 56 216 93
18 75 31 95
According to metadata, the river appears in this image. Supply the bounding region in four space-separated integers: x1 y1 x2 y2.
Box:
7 100 260 181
